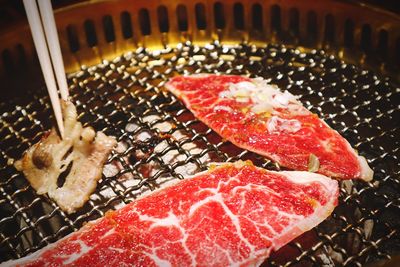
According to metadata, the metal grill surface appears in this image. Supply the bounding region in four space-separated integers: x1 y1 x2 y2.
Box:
0 42 399 266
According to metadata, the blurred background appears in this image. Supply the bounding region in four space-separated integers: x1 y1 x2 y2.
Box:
0 0 399 31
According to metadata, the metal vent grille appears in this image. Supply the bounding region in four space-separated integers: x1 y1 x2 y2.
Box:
0 42 399 266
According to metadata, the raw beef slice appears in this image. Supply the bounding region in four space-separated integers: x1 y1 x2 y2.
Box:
2 161 338 267
165 74 373 181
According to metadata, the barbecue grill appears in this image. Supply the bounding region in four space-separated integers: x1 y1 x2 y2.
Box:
0 0 399 266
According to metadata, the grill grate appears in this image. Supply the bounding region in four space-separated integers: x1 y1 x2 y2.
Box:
0 42 399 266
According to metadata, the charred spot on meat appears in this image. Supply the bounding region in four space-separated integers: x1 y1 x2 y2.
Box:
32 143 53 169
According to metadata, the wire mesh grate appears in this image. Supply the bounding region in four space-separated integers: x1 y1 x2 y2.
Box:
0 42 399 266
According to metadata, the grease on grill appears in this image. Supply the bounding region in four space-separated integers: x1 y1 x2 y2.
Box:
0 42 399 266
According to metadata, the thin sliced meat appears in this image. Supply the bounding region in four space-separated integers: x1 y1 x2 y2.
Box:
14 101 116 214
165 74 373 181
3 161 338 267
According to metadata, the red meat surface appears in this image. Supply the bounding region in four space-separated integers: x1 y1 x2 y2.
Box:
5 161 338 267
165 74 373 181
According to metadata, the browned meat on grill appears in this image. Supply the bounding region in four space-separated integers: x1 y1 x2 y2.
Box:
14 101 116 214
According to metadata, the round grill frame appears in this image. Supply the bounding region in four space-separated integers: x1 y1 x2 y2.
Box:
0 1 399 266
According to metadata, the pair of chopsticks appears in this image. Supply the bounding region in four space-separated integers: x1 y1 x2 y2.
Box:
23 0 69 138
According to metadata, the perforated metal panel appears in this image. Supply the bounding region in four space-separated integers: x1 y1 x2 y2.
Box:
0 42 399 266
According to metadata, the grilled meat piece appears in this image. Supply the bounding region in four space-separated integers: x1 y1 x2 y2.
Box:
4 161 338 266
15 101 116 214
165 74 373 181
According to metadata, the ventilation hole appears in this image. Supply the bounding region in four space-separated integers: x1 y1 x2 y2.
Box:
344 19 354 48
121 12 133 39
15 44 26 65
233 3 244 30
57 161 73 188
214 2 225 29
103 15 115 42
66 25 80 52
324 14 335 44
252 4 263 31
396 37 400 66
139 9 151 35
157 5 169 33
377 29 388 57
271 5 281 33
177 5 188 31
195 3 207 30
307 11 318 42
2 49 13 73
288 8 299 36
361 24 372 52
84 20 97 47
